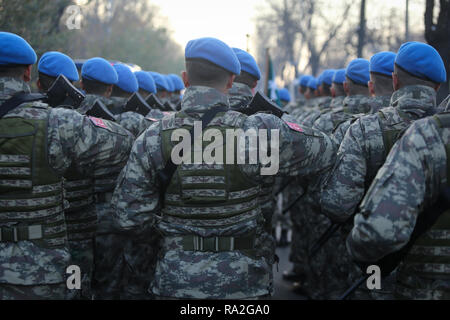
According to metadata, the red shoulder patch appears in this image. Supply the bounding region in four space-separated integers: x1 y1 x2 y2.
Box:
89 116 108 129
285 121 303 132
146 117 159 122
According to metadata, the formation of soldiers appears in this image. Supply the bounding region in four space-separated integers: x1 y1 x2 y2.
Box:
0 29 449 300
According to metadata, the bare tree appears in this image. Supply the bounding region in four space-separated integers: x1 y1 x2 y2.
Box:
425 0 450 101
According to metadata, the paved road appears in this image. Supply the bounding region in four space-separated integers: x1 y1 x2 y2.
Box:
272 244 307 300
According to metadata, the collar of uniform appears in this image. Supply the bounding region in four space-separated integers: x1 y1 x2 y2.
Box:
181 86 230 113
390 85 436 117
0 77 31 101
317 96 332 111
228 82 253 98
77 94 112 114
343 94 373 114
330 95 345 109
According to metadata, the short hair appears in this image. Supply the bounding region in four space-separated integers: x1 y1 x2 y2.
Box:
234 71 258 89
0 64 28 78
331 83 345 96
394 64 438 89
82 77 111 95
111 85 133 98
38 72 57 92
320 83 332 96
299 85 308 94
346 76 369 96
370 72 394 96
185 58 233 88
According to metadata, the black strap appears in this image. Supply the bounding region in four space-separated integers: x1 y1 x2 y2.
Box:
157 106 229 208
0 92 45 119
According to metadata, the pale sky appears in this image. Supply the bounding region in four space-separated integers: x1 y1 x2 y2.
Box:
150 0 261 51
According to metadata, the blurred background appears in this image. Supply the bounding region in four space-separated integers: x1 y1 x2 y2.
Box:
0 0 448 100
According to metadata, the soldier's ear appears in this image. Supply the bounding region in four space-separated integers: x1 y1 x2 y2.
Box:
225 74 235 91
368 81 375 96
392 72 400 91
331 86 336 98
434 83 441 92
36 79 43 91
181 71 190 88
105 85 113 98
23 65 32 82
343 81 350 96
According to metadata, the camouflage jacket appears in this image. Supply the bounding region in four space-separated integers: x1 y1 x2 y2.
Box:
228 82 253 108
0 77 133 285
300 96 332 127
321 85 437 223
331 95 392 144
111 86 336 299
312 95 346 134
346 115 449 298
116 111 147 138
284 93 307 114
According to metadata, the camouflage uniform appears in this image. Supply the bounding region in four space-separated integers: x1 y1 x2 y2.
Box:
319 85 437 299
229 82 277 288
77 94 111 115
0 77 133 300
284 93 306 114
111 86 337 299
300 96 332 128
347 113 450 299
311 95 346 135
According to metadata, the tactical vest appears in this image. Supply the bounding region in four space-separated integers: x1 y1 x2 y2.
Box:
395 112 450 299
0 104 67 248
378 108 412 159
63 172 96 242
160 110 261 253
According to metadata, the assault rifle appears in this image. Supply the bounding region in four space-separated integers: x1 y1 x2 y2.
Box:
146 94 171 112
86 99 116 122
340 187 450 299
46 74 85 109
232 92 285 119
123 92 152 116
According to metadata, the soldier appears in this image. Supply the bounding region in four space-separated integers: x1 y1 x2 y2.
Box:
277 88 291 108
77 57 118 115
346 112 450 299
312 69 347 135
294 77 319 123
149 72 170 103
135 71 156 99
0 32 133 300
36 51 99 300
320 42 445 299
111 37 337 299
301 70 334 127
36 51 79 92
284 75 309 114
332 52 396 144
228 47 260 109
109 63 148 138
167 74 185 107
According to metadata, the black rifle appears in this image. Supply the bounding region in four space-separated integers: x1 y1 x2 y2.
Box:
164 101 177 112
175 100 182 111
146 94 171 111
308 221 344 259
123 92 152 116
46 74 85 109
86 99 116 122
340 187 450 300
232 92 286 119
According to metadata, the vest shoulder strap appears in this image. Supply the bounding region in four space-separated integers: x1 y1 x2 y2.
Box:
0 93 46 119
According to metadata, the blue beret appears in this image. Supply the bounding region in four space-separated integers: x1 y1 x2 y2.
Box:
299 75 313 87
232 48 261 80
370 51 396 77
134 71 156 93
149 72 170 91
278 88 291 102
346 58 370 85
332 69 346 84
81 57 118 85
318 69 335 86
306 77 318 90
0 32 37 66
38 51 79 81
395 42 446 83
113 64 138 93
185 37 241 75
168 74 185 91
164 75 175 92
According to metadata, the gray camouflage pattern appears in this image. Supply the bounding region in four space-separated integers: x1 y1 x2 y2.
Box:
111 85 336 299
